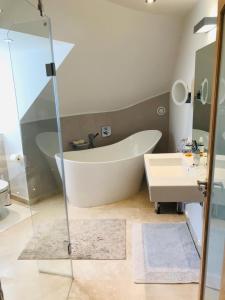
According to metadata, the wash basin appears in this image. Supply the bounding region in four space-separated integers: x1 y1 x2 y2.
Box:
144 153 205 204
147 157 186 178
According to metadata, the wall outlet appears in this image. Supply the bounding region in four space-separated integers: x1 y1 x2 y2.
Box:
157 106 166 116
101 126 112 137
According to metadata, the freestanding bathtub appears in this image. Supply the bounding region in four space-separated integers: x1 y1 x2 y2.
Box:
56 130 162 207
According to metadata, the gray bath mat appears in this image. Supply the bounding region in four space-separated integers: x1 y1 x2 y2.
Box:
19 219 126 260
132 222 200 284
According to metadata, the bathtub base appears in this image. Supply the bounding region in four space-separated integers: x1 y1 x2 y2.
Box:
66 166 144 208
67 179 142 208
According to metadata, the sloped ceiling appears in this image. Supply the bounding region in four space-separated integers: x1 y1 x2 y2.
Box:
0 0 40 28
44 0 185 115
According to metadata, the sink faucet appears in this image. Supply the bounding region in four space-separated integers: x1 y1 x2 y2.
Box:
88 133 99 148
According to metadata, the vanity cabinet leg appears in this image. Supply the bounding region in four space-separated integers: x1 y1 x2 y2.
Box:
177 202 184 214
155 202 161 214
0 281 4 300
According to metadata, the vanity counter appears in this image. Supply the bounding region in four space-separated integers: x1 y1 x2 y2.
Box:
144 153 206 204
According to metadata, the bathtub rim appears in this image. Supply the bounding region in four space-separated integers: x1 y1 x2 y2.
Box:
56 130 162 165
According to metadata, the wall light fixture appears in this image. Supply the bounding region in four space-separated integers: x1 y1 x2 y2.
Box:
194 17 217 34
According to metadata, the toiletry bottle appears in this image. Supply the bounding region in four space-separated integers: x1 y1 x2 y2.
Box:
198 137 205 156
192 140 201 166
184 137 193 157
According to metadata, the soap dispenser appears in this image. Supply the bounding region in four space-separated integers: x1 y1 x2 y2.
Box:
198 137 205 156
184 137 193 157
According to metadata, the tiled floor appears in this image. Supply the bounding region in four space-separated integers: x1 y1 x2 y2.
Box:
0 199 72 300
0 202 32 233
68 185 199 300
0 185 199 300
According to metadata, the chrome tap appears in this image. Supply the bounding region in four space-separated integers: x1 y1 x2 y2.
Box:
88 133 99 148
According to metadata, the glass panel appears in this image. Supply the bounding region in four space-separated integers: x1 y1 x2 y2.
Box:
204 15 225 300
6 16 73 298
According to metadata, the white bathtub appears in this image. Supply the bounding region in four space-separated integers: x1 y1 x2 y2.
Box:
56 130 162 207
36 132 62 188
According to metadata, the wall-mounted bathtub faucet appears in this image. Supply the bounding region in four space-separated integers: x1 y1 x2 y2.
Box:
88 133 99 148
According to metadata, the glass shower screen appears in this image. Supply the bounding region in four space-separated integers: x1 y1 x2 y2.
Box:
7 15 73 297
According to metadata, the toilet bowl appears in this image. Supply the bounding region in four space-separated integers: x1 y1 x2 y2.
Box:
0 180 9 207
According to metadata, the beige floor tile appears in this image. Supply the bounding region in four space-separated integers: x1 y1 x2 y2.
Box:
69 279 199 300
0 201 72 300
0 185 199 300
68 185 198 300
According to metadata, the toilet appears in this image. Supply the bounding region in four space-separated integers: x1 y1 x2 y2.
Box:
0 180 10 208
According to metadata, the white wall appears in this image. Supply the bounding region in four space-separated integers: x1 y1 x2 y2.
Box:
0 133 9 182
169 0 218 151
44 0 183 116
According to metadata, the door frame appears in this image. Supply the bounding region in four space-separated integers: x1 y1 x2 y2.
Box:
199 0 225 299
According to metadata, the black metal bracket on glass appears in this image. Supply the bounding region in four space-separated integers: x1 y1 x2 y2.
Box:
37 0 44 17
45 63 56 77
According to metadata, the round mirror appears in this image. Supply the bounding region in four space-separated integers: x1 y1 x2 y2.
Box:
200 78 209 105
171 80 188 106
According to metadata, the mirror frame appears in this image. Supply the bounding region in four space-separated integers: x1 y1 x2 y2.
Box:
171 79 188 106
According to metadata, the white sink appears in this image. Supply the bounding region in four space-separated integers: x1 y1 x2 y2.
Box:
144 153 206 203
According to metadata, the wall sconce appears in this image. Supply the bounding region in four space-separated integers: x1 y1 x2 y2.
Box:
194 17 217 34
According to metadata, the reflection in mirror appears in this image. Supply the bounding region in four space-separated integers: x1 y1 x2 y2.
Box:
193 42 216 150
200 78 209 105
215 75 225 154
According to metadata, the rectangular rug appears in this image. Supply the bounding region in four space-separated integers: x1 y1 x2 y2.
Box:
19 219 126 260
132 222 200 284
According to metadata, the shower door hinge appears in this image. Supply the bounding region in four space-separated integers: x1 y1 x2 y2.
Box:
45 63 56 77
68 242 72 256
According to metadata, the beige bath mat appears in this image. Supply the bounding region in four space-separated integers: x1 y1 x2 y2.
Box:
19 219 126 260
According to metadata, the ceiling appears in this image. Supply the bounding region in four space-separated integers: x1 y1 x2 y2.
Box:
108 0 198 17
